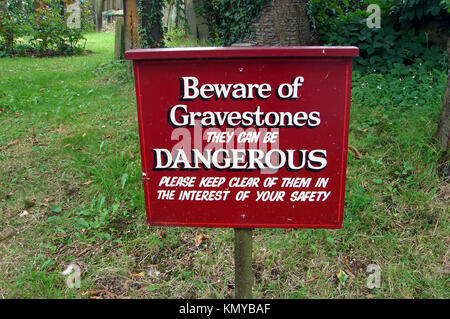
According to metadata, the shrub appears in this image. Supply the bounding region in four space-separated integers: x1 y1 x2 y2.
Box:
0 0 34 53
308 0 449 73
0 0 93 57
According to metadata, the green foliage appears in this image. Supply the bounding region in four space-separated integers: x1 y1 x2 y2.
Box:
0 0 93 57
307 0 368 33
73 195 129 242
441 0 450 12
31 2 83 56
308 0 449 73
392 0 446 26
351 63 447 110
0 0 34 52
137 0 186 48
136 0 276 47
137 0 165 48
78 0 96 32
164 27 211 47
323 15 447 73
198 0 271 46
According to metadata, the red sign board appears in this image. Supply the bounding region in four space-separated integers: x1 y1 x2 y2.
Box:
125 46 358 229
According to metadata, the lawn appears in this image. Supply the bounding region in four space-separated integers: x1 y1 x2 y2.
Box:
0 32 448 299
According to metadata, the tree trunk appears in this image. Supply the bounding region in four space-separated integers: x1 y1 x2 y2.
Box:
123 0 139 49
436 38 450 178
185 0 197 39
194 0 209 41
95 0 103 32
245 0 317 46
123 0 139 76
139 0 163 48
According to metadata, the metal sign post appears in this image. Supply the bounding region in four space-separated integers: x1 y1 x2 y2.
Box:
234 228 253 299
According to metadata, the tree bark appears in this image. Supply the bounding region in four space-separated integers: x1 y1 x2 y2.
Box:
139 0 163 48
194 0 209 41
245 0 317 46
95 0 103 32
123 0 139 76
436 39 450 178
185 0 197 39
123 0 139 49
437 78 450 151
436 80 450 177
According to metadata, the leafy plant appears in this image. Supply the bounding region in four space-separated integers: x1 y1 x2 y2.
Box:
0 0 92 57
308 0 449 73
197 0 271 46
0 0 34 53
392 0 447 26
137 0 186 48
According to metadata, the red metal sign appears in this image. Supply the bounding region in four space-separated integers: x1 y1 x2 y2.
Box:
125 46 358 228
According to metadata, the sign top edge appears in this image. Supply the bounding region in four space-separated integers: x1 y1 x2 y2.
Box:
124 46 359 60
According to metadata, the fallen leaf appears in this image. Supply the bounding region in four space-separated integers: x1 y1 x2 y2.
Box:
336 269 349 286
348 145 363 159
78 112 88 115
7 139 19 147
0 230 16 242
27 137 48 147
306 276 319 283
6 191 13 199
82 180 93 186
131 272 145 278
195 233 210 247
49 234 66 239
81 289 119 298
41 197 54 206
19 210 29 217
64 144 75 150
344 268 356 279
370 224 377 235
357 127 368 133
76 247 92 257
14 113 21 117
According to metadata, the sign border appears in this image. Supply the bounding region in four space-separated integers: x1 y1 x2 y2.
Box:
127 47 358 229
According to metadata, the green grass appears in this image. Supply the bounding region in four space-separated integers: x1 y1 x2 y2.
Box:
0 32 448 299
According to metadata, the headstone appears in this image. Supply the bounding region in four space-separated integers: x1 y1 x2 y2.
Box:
114 17 125 60
184 0 197 39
